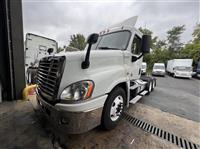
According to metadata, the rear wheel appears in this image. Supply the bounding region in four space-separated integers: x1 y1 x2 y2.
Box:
147 81 152 95
101 87 126 130
152 79 156 90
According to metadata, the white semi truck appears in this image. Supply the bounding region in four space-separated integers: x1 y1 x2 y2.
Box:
36 16 156 134
167 59 193 78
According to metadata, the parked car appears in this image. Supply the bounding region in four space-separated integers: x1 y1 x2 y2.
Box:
167 59 193 78
152 63 166 76
141 62 147 75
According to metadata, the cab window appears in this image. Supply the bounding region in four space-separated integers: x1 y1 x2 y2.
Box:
131 34 142 55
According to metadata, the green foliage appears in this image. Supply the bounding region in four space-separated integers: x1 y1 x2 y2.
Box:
167 25 185 51
57 47 64 53
139 27 153 35
139 27 158 49
143 49 172 72
180 43 200 64
68 34 86 50
154 40 166 50
143 24 200 71
192 23 200 44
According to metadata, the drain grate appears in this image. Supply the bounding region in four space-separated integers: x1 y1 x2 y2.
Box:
123 113 200 149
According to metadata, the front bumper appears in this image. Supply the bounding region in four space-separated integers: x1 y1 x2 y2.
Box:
152 71 165 76
174 73 191 78
37 95 106 134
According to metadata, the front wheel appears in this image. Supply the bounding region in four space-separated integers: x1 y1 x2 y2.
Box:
101 87 126 130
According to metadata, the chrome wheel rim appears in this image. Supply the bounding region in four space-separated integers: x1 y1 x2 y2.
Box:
110 95 124 121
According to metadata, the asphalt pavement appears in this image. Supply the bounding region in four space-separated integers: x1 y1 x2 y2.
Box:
0 76 199 149
140 75 200 122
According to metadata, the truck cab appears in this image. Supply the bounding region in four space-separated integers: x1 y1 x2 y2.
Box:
36 16 156 134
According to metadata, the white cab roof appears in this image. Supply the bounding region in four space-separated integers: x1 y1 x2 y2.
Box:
100 16 141 36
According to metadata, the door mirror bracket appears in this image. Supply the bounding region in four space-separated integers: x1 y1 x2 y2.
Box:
131 53 144 62
82 33 99 69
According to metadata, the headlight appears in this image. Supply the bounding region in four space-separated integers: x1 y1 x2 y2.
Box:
60 80 94 101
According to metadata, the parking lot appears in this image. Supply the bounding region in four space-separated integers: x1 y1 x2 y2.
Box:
140 75 200 122
0 76 200 149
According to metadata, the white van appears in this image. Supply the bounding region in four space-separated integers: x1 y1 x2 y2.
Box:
152 63 165 76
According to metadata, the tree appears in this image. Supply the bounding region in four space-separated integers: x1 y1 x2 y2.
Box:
57 47 64 53
68 34 86 50
178 24 200 64
139 27 158 50
167 25 185 51
180 43 200 63
154 40 167 50
192 23 200 44
139 27 153 35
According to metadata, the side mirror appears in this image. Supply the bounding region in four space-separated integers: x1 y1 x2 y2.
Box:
82 33 99 69
87 33 99 44
47 48 54 55
141 35 151 54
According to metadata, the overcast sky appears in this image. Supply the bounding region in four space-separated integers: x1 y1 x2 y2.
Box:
22 0 199 47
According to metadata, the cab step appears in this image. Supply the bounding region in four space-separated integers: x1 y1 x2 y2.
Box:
129 90 148 104
129 95 142 104
139 90 148 96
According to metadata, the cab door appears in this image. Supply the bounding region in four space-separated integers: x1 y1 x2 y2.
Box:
129 34 143 80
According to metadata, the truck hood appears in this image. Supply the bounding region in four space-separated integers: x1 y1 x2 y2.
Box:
56 50 125 98
55 50 123 66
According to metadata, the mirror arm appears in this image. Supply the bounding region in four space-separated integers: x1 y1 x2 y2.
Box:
132 53 144 62
82 44 92 69
138 53 144 59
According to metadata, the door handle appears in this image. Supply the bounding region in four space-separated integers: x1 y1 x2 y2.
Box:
139 68 141 75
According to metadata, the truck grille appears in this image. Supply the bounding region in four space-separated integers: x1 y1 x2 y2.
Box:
36 56 65 103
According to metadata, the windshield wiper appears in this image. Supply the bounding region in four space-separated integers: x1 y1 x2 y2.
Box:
98 46 121 50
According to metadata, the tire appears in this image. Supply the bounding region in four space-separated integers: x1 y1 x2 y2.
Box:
101 87 126 130
147 81 152 95
152 79 156 90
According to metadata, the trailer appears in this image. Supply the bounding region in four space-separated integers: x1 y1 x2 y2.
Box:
25 33 58 83
167 59 193 78
35 16 156 134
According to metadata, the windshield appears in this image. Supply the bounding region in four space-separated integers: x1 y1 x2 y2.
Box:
175 66 192 71
154 65 165 70
94 31 131 50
